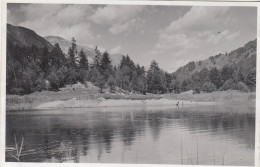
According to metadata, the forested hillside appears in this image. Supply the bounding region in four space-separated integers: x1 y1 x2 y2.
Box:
172 39 256 93
174 39 256 80
6 24 257 95
7 24 54 51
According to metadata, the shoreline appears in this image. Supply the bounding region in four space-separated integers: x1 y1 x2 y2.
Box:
35 98 217 110
6 90 255 111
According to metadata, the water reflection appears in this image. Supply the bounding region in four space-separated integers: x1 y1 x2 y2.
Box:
6 104 255 165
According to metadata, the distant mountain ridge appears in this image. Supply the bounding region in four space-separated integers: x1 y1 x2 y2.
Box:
7 24 123 67
173 39 256 81
44 36 123 67
7 24 54 51
44 36 95 61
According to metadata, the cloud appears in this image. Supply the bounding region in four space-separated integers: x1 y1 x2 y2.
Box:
146 6 249 72
109 19 136 35
90 5 144 25
110 45 122 54
90 5 144 34
7 8 18 25
8 4 96 45
226 31 240 40
56 5 93 26
207 29 230 44
156 6 231 52
20 4 65 22
163 7 230 33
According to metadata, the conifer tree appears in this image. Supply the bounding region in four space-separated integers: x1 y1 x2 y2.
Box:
79 49 88 70
68 37 77 67
100 51 112 81
101 51 111 70
94 46 102 68
147 60 166 94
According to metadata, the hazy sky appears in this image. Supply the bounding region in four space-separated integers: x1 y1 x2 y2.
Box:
7 4 257 72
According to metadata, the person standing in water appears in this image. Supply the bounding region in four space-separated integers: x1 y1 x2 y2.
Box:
176 102 179 108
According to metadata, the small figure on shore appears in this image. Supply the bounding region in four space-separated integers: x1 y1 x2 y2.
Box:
176 102 179 108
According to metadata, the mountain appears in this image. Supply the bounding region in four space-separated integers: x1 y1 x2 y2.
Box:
7 24 54 51
44 36 95 62
44 36 123 66
173 39 257 81
7 23 123 66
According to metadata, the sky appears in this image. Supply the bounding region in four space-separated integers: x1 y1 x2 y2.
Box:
7 3 257 72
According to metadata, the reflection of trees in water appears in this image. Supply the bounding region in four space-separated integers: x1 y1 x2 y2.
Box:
130 112 146 137
103 127 113 152
92 122 114 160
120 112 136 146
6 111 148 162
43 130 52 159
71 146 79 163
81 128 89 156
174 105 255 148
147 112 164 141
6 106 255 162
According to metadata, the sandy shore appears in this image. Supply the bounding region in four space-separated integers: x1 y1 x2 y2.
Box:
35 98 217 110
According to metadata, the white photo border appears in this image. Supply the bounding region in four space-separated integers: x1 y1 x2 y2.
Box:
0 1 259 167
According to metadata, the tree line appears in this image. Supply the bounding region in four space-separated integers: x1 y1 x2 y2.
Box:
6 38 148 94
172 66 256 94
6 37 256 95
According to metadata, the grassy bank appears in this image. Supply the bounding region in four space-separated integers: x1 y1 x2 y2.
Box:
6 94 160 111
163 90 255 104
6 83 255 111
6 83 160 111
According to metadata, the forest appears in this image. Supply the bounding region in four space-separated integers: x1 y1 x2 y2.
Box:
6 38 256 95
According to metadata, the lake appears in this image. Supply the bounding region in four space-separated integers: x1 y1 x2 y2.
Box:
6 104 255 165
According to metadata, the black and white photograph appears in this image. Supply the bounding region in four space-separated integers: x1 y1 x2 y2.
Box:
1 0 259 166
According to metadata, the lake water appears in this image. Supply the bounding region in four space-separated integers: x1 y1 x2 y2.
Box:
6 104 255 165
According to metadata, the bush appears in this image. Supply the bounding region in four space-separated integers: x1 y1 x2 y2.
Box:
34 78 46 92
236 81 250 92
47 72 60 91
220 79 236 91
202 81 216 93
34 74 46 92
107 75 116 93
246 68 256 91
193 87 201 94
9 87 23 95
220 79 249 92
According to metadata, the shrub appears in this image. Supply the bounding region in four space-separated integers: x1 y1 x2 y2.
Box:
202 81 216 93
107 75 116 93
220 79 236 91
193 87 201 94
47 72 59 91
221 79 249 92
34 75 46 92
236 81 250 92
246 68 256 91
9 88 23 95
